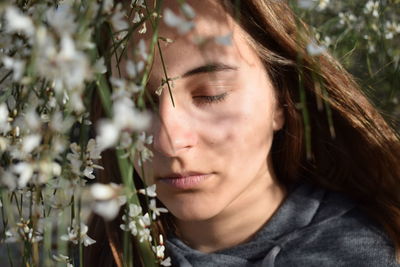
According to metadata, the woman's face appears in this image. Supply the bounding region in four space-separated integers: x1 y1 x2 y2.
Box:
134 0 284 222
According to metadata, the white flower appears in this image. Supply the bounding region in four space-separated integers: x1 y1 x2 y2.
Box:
96 97 151 151
2 56 25 81
137 39 148 60
368 43 376 53
135 132 154 165
110 77 126 91
4 6 35 36
83 166 95 179
121 215 139 235
90 183 126 221
59 36 88 87
22 134 41 153
1 170 17 191
152 243 166 259
16 219 43 243
138 227 152 243
90 183 119 200
61 220 96 246
38 159 61 183
0 103 9 124
126 60 145 78
96 120 120 151
4 229 19 243
306 41 326 56
163 8 194 34
297 0 315 9
103 0 114 14
316 0 329 11
67 143 83 174
67 139 103 179
113 98 151 131
138 21 147 34
87 139 102 160
364 1 379 18
338 12 357 26
24 108 41 131
120 204 143 235
52 254 70 263
0 137 10 151
0 103 11 135
49 111 74 133
131 0 145 8
384 21 400 40
153 234 171 265
138 184 157 197
149 199 168 220
94 57 107 74
53 253 74 266
128 203 143 217
214 33 232 46
181 3 196 19
132 12 142 23
160 257 172 266
111 4 128 31
138 213 151 228
35 31 91 94
13 162 34 188
45 3 77 36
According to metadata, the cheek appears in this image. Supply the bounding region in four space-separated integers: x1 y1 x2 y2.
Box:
198 99 275 174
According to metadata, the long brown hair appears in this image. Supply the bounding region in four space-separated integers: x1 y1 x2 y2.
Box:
85 0 400 265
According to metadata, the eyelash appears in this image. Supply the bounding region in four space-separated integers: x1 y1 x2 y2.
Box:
193 93 228 105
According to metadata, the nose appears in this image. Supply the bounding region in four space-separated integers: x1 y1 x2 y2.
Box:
152 97 198 157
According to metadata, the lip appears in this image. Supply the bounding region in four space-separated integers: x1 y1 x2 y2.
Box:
158 172 212 190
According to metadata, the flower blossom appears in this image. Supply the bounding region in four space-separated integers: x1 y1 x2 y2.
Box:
16 219 43 243
45 3 77 36
96 97 151 151
384 21 400 40
120 205 154 242
163 8 194 34
67 139 103 179
2 56 25 81
306 41 326 56
364 1 379 18
61 219 96 246
136 132 154 166
90 183 126 221
149 199 168 220
138 184 157 197
4 6 35 36
0 103 11 135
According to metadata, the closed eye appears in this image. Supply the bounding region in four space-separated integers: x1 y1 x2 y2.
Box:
193 93 228 105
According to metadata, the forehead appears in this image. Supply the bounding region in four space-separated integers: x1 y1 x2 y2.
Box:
128 0 260 84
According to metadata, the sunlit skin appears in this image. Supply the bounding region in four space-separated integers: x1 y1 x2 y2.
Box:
130 0 287 253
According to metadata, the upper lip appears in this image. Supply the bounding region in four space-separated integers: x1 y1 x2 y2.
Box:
158 172 209 180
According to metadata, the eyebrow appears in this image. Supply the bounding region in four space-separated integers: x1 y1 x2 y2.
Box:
181 63 238 78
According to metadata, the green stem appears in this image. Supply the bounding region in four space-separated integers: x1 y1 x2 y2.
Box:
157 41 175 107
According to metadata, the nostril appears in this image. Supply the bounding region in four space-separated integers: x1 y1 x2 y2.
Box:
152 123 197 157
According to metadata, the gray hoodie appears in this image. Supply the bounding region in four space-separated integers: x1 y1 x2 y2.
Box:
166 183 399 266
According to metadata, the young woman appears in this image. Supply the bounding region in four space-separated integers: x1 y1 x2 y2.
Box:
85 0 400 266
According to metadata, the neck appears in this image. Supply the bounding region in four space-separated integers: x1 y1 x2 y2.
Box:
174 176 286 253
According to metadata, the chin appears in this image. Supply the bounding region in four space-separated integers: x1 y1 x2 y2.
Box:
162 199 221 222
171 209 217 222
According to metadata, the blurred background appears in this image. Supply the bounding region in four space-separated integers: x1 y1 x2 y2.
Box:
293 0 400 130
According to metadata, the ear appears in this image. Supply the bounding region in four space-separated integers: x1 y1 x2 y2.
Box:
272 104 285 131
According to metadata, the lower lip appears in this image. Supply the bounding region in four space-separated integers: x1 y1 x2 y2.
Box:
160 174 211 190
